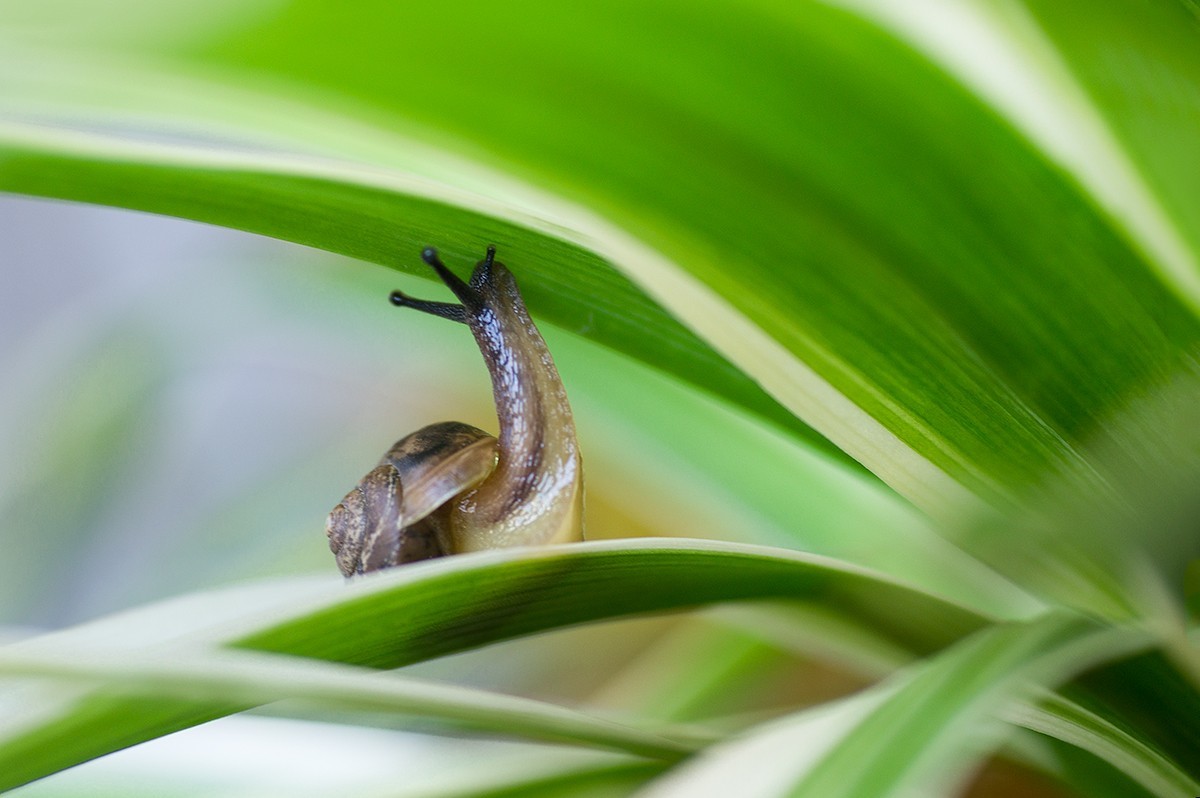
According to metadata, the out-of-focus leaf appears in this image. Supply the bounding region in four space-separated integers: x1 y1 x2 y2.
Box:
1069 647 1200 785
956 364 1200 623
0 538 986 790
0 646 695 760
1006 692 1200 798
0 330 164 622
1021 0 1200 268
640 615 1150 798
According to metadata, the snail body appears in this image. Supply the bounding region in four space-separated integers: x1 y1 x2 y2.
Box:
326 246 584 576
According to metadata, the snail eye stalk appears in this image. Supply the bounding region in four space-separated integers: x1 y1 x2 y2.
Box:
421 247 483 311
389 291 469 324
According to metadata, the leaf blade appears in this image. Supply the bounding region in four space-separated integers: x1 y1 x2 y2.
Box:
0 539 987 790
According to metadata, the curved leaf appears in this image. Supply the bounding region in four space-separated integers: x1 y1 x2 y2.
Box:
0 647 695 760
1006 693 1200 798
160 0 1200 497
0 538 986 790
640 615 1151 798
1021 0 1200 271
5 2 1199 511
231 538 987 666
0 112 822 459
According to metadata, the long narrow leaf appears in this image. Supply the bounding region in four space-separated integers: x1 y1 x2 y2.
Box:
1005 693 1200 798
0 647 695 760
640 615 1151 798
0 539 986 790
7 1 1199 510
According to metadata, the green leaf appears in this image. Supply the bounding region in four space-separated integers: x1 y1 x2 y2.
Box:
229 539 985 667
1069 646 1200 785
5 1 1199 512
384 752 664 798
0 539 986 790
954 364 1200 623
349 749 664 798
0 105 834 469
640 614 1151 798
0 647 694 760
1019 0 1200 271
629 603 1200 796
1006 693 1200 798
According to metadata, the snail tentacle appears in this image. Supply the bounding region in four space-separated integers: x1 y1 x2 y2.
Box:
421 247 483 311
388 291 469 324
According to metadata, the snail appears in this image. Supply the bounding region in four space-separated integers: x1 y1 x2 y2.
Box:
326 245 584 576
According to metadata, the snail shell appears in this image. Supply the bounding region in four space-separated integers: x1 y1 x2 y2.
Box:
327 422 497 575
326 246 583 576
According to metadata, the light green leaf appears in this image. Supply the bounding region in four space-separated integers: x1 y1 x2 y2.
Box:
0 87 833 468
955 364 1200 623
0 538 986 790
832 0 1200 314
0 646 695 760
640 614 1151 798
5 1 1198 513
1019 0 1200 275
